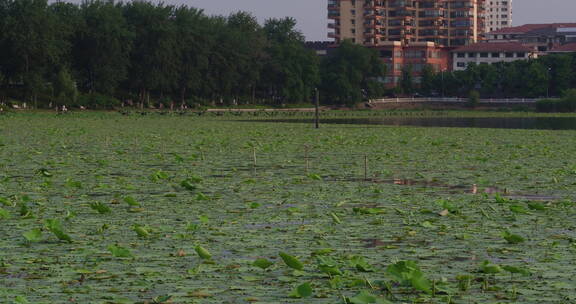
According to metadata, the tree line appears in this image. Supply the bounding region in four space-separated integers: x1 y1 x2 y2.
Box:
409 53 576 99
0 0 387 109
1 0 575 110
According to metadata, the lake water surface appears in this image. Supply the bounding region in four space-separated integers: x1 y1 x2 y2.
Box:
259 117 576 130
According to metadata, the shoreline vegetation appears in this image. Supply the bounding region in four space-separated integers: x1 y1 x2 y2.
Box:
0 0 575 112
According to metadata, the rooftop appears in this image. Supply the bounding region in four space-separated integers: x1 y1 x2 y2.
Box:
549 42 576 53
451 42 533 53
488 23 576 35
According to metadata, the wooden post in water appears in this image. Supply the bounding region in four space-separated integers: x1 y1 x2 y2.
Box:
252 147 257 169
364 154 368 181
314 88 320 129
304 145 309 174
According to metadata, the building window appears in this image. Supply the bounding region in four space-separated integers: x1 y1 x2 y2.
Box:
480 53 488 58
457 62 466 68
505 52 514 58
380 50 393 58
457 52 465 58
491 52 500 58
468 53 476 58
517 52 526 57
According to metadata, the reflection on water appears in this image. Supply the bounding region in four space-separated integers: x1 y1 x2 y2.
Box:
257 117 576 130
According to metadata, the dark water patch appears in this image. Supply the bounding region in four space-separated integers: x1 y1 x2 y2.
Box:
250 117 576 130
363 238 402 248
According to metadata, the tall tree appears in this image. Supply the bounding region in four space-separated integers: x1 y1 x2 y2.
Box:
123 2 179 104
523 61 549 98
399 65 414 96
500 62 523 97
173 6 208 105
200 16 240 104
1 0 69 106
419 64 435 96
227 12 266 104
262 17 319 104
320 40 385 106
541 54 572 97
477 63 499 97
72 0 132 95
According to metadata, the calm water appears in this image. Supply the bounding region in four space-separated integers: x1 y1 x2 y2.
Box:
258 117 576 130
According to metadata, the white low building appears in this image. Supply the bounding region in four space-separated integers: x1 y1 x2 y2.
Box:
451 42 537 71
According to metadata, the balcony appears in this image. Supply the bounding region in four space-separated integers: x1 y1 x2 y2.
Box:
328 12 341 19
364 0 384 9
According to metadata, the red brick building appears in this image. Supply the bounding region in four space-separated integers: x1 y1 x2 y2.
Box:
373 41 451 86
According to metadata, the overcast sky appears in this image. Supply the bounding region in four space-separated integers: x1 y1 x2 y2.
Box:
180 0 576 41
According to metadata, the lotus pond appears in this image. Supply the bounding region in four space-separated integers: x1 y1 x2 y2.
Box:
1 111 575 304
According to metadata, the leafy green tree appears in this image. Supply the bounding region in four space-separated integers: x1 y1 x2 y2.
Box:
1 0 70 106
53 68 78 105
199 12 266 105
123 2 179 105
200 16 241 104
523 61 549 98
477 63 499 97
500 62 523 97
320 40 385 106
262 17 319 104
399 65 414 96
419 64 435 96
468 90 480 108
228 12 266 103
571 53 576 89
0 70 6 104
72 0 132 95
173 6 209 105
440 71 463 97
540 54 572 97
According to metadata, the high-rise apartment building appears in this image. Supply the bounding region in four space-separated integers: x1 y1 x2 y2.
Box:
485 0 512 33
328 0 486 47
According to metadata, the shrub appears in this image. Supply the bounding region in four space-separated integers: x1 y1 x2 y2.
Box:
536 99 561 112
563 88 576 112
468 90 480 108
536 89 576 113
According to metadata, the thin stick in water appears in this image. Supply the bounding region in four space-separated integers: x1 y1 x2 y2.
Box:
364 154 368 181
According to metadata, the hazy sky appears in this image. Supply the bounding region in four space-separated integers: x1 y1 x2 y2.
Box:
179 0 576 41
